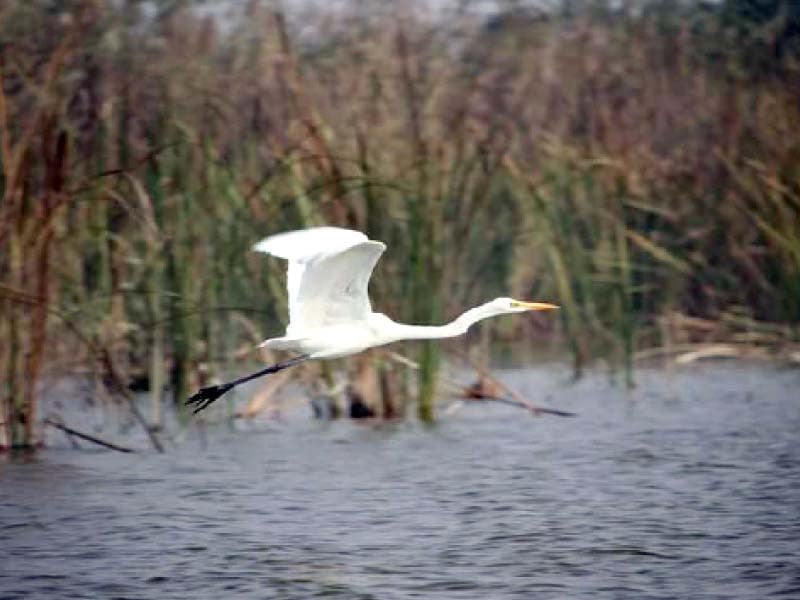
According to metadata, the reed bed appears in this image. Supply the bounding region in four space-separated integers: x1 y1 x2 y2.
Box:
1 1 798 447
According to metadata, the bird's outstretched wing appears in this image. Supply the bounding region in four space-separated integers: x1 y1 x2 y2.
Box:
253 227 386 334
292 241 386 333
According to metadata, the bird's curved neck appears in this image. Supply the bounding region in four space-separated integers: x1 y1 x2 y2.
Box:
383 304 497 343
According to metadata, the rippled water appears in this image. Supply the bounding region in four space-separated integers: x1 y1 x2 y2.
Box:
2 364 799 599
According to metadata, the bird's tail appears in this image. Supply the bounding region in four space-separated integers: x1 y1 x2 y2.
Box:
259 336 306 351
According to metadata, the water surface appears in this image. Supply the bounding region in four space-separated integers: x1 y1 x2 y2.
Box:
2 364 799 599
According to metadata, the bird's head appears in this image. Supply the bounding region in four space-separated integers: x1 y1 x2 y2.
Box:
489 297 560 315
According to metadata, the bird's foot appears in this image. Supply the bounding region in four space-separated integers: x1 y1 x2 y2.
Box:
186 383 234 414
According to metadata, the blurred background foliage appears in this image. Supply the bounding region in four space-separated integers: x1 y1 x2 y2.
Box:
1 0 798 445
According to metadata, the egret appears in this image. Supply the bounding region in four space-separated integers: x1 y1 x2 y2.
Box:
187 227 558 413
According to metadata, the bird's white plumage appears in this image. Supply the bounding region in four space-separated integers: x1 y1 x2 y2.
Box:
252 227 368 260
188 227 557 412
253 227 386 337
251 226 557 359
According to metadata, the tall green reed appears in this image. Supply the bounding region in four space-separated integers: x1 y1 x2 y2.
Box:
2 1 798 445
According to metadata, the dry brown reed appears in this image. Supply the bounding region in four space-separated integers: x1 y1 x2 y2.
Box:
1 1 798 444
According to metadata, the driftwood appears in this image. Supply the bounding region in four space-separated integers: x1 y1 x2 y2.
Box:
463 380 577 417
460 375 576 417
645 312 800 365
448 348 576 417
386 350 576 418
44 418 135 453
635 342 800 365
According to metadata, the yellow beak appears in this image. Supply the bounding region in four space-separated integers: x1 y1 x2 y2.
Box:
511 300 560 311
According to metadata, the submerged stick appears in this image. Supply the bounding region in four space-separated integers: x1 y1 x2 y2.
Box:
462 381 577 417
100 349 165 453
44 418 135 453
486 396 576 417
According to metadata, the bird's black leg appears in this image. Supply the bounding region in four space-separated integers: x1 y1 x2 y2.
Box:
186 355 309 415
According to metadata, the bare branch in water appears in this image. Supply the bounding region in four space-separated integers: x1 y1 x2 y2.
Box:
44 418 135 454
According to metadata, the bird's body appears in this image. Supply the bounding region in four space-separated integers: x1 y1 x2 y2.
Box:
187 227 558 413
253 227 391 358
264 316 393 359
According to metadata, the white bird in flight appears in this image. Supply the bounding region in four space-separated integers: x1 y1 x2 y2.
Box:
188 227 558 413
